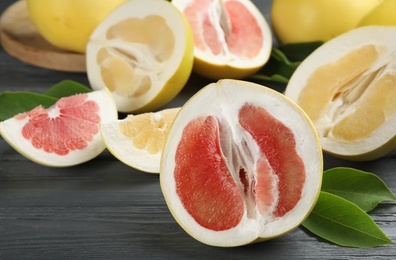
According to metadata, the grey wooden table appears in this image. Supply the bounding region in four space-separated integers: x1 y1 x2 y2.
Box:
0 0 395 259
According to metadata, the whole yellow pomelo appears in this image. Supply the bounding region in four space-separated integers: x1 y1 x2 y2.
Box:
358 0 396 26
26 0 126 53
271 0 382 44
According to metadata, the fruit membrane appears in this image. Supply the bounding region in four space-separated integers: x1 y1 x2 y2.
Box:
160 80 323 247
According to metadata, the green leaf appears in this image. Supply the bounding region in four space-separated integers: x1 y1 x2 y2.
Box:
278 41 323 62
0 80 92 122
249 48 300 84
44 80 92 98
322 167 396 212
302 191 392 248
248 74 290 84
0 92 58 122
248 41 323 84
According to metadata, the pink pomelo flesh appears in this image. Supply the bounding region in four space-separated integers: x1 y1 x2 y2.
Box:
15 94 100 156
175 116 245 231
174 103 306 231
183 0 263 58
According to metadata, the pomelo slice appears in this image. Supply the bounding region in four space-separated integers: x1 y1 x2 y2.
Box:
100 107 180 173
86 0 194 113
172 0 272 79
285 26 396 161
160 80 322 247
0 89 117 167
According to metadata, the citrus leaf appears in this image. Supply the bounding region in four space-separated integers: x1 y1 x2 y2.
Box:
0 92 58 122
278 41 323 62
44 80 92 98
249 74 289 84
249 41 323 84
302 192 392 248
0 80 92 122
249 48 300 83
322 167 396 212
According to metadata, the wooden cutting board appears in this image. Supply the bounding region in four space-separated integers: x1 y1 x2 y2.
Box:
0 0 86 72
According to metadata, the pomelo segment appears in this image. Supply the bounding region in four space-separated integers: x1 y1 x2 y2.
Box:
160 80 322 247
285 26 396 161
86 0 194 113
0 89 117 167
174 115 245 231
172 0 272 79
100 107 180 173
238 104 306 218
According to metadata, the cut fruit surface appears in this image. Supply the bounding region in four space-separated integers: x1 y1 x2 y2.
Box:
86 0 194 113
160 79 322 247
285 26 396 161
100 107 180 173
0 89 117 167
172 0 272 79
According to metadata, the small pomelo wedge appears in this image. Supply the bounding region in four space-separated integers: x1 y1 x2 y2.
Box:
172 0 272 79
100 107 180 173
160 80 322 247
86 0 194 113
285 26 396 161
0 89 117 167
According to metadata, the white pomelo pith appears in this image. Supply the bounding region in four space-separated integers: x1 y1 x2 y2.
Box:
160 80 322 247
285 26 396 161
0 89 117 167
172 0 272 79
86 0 194 113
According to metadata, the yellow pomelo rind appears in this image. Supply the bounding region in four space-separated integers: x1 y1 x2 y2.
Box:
358 0 396 27
285 26 396 161
271 0 382 44
26 0 126 53
160 79 322 247
86 0 194 113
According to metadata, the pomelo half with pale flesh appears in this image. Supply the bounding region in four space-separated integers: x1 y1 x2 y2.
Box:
0 89 117 167
86 0 194 113
172 0 272 80
100 107 180 173
285 26 396 161
160 80 323 247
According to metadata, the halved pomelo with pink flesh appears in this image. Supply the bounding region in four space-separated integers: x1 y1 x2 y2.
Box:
0 89 117 167
285 26 396 161
160 80 322 247
172 0 272 79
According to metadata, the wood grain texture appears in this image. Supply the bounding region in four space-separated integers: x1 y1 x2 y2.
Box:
0 0 395 259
